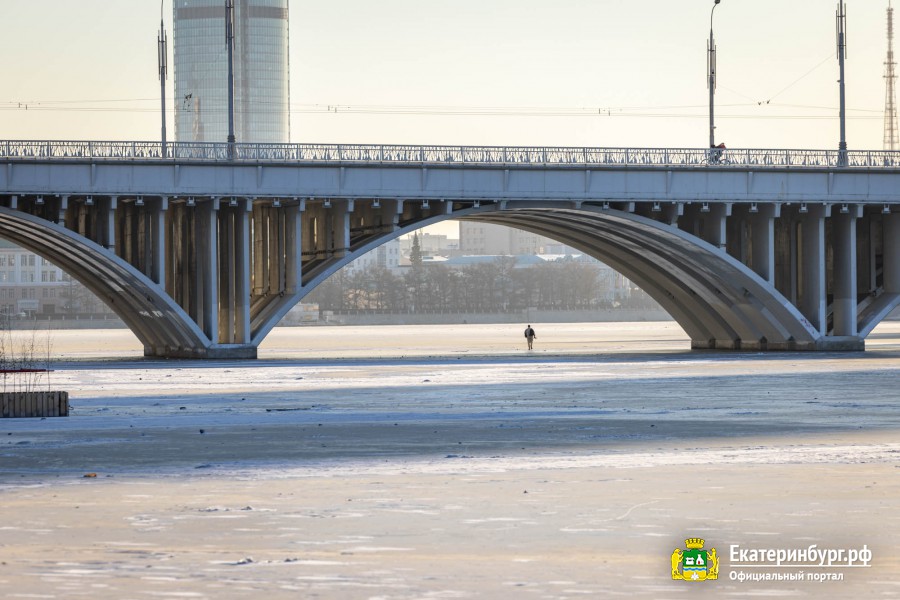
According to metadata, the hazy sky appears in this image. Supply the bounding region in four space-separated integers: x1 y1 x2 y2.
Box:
0 0 892 152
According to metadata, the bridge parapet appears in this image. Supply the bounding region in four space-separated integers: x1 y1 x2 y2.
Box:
3 141 900 169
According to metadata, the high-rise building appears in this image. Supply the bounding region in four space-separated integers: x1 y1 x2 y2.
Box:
459 222 553 256
173 0 290 143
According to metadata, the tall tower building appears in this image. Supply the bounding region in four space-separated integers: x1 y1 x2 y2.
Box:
173 0 290 143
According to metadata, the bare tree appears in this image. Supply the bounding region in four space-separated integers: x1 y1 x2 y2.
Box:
0 318 52 394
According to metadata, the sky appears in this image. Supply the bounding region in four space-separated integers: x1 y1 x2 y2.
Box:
0 0 895 238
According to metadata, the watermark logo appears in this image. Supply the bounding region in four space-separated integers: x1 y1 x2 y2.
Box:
729 543 872 583
671 538 720 582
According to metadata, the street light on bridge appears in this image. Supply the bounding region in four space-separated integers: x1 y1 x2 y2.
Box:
836 1 848 166
158 0 168 159
708 0 723 149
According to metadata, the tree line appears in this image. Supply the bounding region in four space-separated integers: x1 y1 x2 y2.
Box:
307 252 660 313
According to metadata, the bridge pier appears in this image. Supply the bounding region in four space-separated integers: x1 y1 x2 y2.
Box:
832 207 861 336
798 205 828 335
216 198 252 345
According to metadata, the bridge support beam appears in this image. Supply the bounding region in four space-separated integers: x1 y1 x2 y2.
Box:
799 205 828 334
706 203 730 250
287 202 303 293
153 197 167 286
334 200 351 258
105 196 117 252
832 207 861 336
202 200 219 344
750 204 778 284
216 199 252 346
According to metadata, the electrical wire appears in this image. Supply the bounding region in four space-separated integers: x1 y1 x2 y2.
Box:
760 53 835 105
720 53 836 107
0 100 882 120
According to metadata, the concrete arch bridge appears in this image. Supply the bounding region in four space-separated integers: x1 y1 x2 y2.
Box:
2 141 900 358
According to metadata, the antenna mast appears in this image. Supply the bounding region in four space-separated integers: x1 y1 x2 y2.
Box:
886 1 899 151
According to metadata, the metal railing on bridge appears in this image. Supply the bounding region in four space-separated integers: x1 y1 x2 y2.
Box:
2 140 899 169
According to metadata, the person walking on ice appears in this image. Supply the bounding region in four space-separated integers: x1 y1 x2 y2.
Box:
524 324 536 350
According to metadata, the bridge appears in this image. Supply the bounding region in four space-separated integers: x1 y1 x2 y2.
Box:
2 140 900 358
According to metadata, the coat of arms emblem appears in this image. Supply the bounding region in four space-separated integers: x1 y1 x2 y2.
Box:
671 538 719 581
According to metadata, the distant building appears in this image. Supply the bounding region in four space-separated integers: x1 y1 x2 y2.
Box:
441 254 545 269
174 0 290 143
437 253 632 304
343 238 402 274
400 233 459 257
458 222 563 255
0 240 111 317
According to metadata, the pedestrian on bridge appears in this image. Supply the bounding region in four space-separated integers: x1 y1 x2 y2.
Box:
524 325 536 350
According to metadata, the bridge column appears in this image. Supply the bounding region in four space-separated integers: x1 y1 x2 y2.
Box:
300 201 318 270
216 199 252 345
152 197 167 286
317 204 329 260
832 207 861 336
58 195 68 226
199 199 218 344
386 199 403 230
105 196 117 251
334 200 352 258
799 205 828 334
158 198 217 352
167 200 199 324
237 199 251 343
866 218 880 295
274 205 286 294
252 202 269 296
885 212 900 293
117 198 140 272
217 199 234 343
285 200 302 293
750 204 779 284
704 203 731 250
249 200 286 299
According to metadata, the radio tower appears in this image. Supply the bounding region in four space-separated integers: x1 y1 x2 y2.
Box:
886 1 899 150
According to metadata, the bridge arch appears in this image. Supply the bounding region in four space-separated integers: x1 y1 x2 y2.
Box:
454 205 820 349
0 207 212 357
249 212 460 346
271 204 821 352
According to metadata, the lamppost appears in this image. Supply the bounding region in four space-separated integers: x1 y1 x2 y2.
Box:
708 0 723 149
836 1 848 166
225 0 236 158
158 0 168 158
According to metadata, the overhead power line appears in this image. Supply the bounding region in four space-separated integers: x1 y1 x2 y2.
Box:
0 100 882 121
